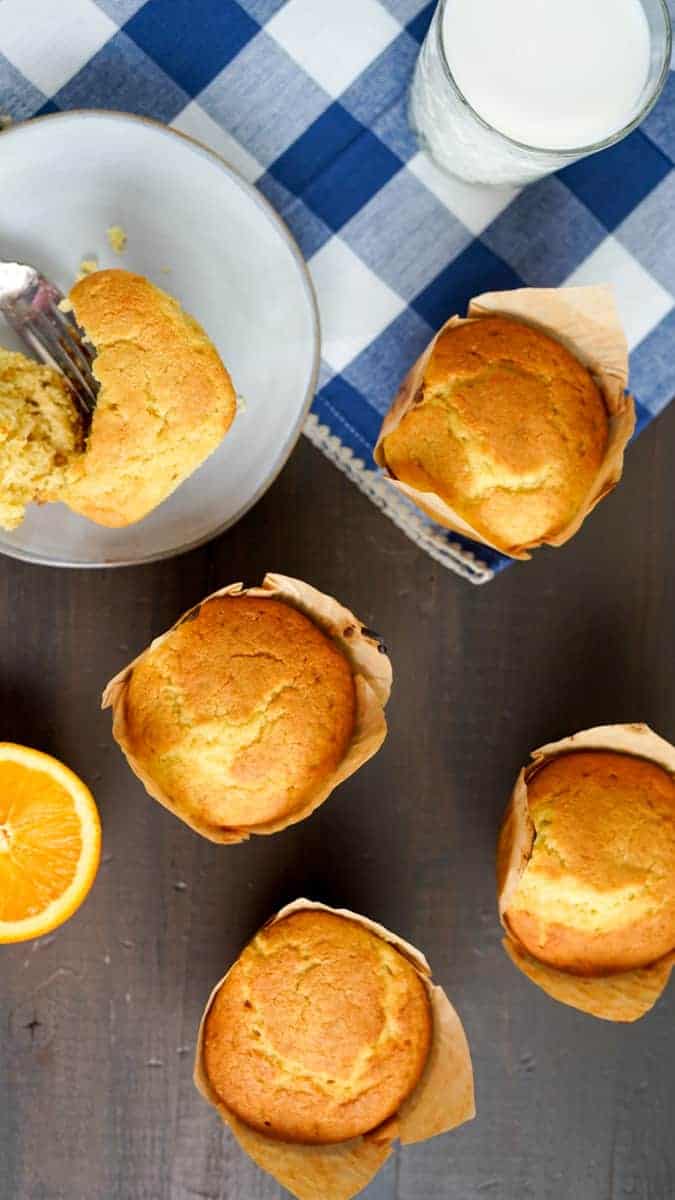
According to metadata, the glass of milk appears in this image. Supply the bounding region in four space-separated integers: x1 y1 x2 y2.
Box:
409 0 672 186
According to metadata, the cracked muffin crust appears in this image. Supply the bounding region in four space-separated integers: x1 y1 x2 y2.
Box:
381 316 608 551
503 751 675 975
122 595 356 831
202 909 432 1144
62 269 236 526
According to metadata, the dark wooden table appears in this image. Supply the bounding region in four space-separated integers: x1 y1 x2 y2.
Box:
1 403 674 1200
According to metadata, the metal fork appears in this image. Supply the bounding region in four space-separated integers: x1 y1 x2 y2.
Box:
0 261 98 420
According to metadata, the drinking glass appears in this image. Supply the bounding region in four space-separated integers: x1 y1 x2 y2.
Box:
409 0 672 186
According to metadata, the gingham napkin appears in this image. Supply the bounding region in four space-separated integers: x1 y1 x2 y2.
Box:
1 0 674 582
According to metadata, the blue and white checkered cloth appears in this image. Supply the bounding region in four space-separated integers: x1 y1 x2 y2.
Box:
1 0 674 581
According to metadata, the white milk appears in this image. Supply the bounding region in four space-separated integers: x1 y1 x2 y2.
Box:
444 0 650 149
409 0 653 184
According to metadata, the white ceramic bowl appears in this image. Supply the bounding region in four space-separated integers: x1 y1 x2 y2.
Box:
0 110 320 567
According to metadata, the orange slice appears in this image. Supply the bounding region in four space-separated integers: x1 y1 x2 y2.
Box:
0 742 101 943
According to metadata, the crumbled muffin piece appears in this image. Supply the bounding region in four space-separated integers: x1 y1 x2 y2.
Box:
0 349 84 530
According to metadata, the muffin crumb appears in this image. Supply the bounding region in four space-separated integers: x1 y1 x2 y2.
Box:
77 257 99 281
106 225 127 254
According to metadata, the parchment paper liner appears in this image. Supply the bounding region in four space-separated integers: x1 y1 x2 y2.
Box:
194 899 475 1200
497 724 675 1021
374 286 635 560
102 574 392 844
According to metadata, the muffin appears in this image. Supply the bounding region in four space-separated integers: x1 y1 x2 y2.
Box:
194 901 475 1200
103 575 393 842
0 348 84 530
380 316 608 552
203 909 432 1144
62 269 236 526
121 596 355 830
375 287 635 559
498 725 675 1020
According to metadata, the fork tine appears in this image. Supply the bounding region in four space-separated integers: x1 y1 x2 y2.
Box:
0 264 98 420
26 312 98 416
36 301 97 374
45 314 99 394
21 329 97 420
50 303 97 366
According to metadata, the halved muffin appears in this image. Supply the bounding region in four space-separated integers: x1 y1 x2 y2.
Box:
62 269 236 526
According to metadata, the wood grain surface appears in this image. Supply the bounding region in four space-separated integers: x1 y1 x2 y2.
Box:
1 404 674 1200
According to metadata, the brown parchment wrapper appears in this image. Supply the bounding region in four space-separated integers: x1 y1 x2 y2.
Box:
102 575 392 844
194 899 475 1200
498 724 675 1021
374 286 635 560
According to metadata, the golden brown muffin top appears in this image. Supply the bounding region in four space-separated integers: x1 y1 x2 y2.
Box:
505 751 675 975
203 910 432 1144
0 348 84 530
123 596 356 832
62 269 236 527
382 317 608 551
